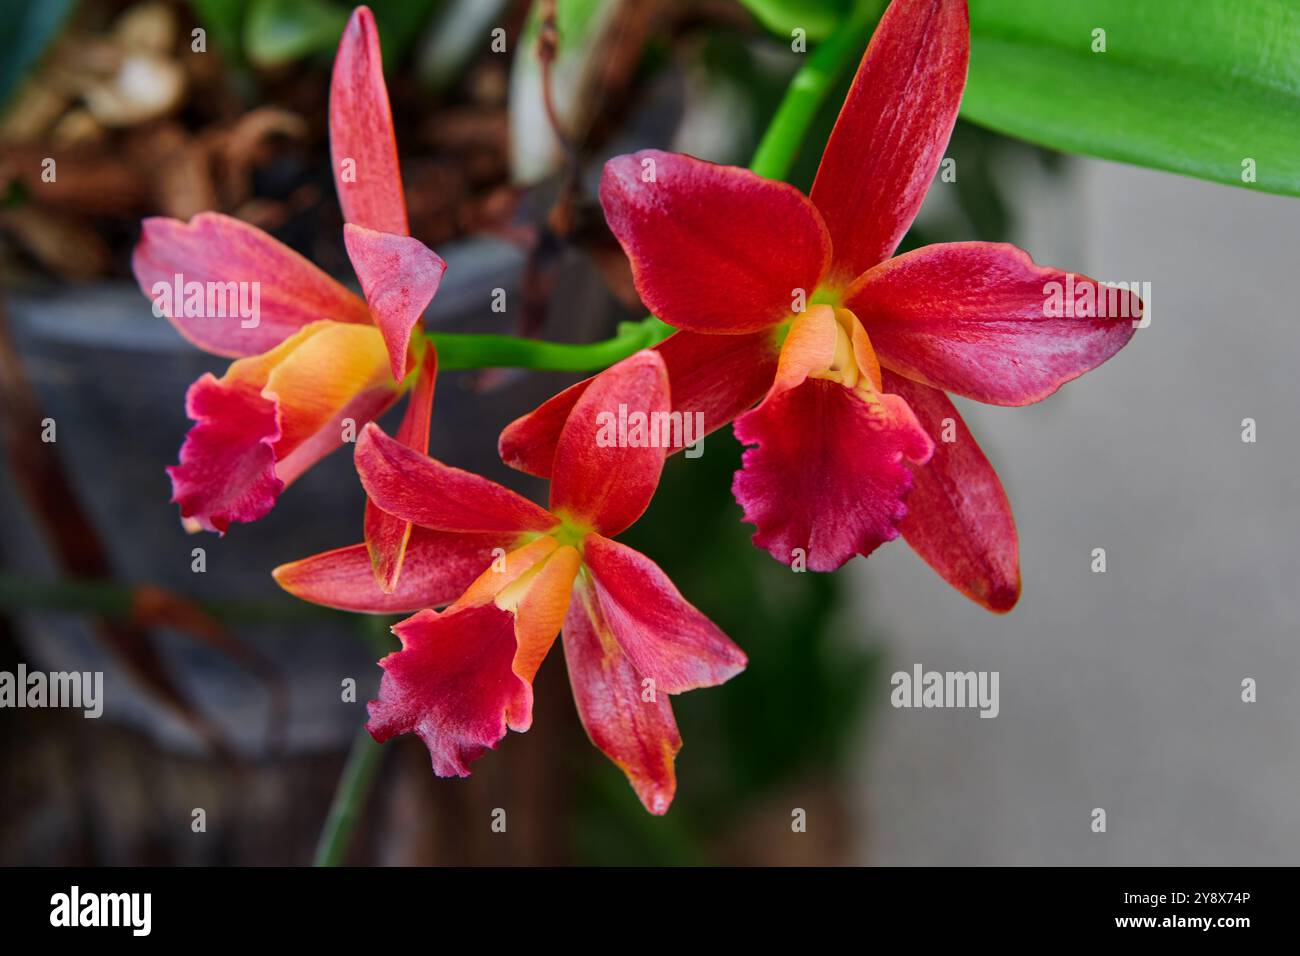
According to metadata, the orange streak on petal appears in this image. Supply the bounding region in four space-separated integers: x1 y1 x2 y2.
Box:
509 545 580 685
773 305 838 392
457 535 559 608
366 344 438 593
264 322 394 456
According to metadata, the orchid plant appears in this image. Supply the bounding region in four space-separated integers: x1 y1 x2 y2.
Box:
134 0 1142 816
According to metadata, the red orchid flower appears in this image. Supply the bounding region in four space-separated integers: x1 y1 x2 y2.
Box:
278 351 745 813
499 0 1140 612
132 6 443 590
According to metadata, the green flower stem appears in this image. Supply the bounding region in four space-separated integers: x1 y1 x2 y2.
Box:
0 574 133 617
312 727 384 867
420 1 880 373
429 317 673 372
0 572 347 624
748 0 884 181
313 616 397 867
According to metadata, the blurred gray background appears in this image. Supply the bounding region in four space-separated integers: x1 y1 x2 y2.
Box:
853 156 1299 865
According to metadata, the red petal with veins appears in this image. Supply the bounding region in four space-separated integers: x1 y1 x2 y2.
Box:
600 149 830 333
365 346 437 592
329 6 409 236
368 603 529 776
549 350 670 536
732 309 933 570
132 213 370 358
168 371 280 533
273 528 519 613
168 321 396 531
733 380 931 570
811 0 969 284
366 540 579 777
344 224 446 382
883 370 1020 612
584 534 746 694
845 242 1140 405
563 579 681 815
260 322 396 482
356 423 557 533
500 328 780 478
497 378 585 479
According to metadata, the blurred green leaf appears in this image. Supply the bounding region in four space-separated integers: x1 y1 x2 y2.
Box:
369 0 442 69
0 0 77 110
189 0 251 63
737 0 850 43
962 0 1300 196
245 0 348 67
678 30 796 165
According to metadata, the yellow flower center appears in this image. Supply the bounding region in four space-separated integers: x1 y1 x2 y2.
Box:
810 306 882 393
549 514 592 551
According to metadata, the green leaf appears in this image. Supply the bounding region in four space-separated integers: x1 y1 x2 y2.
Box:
244 0 348 68
737 0 851 43
368 0 443 69
189 0 252 64
962 0 1300 196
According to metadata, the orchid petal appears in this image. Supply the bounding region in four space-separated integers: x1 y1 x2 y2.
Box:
583 534 746 694
367 603 529 776
499 328 780 478
329 6 408 235
365 345 437 592
344 224 446 382
732 309 933 570
497 378 586 480
168 321 395 532
811 0 969 283
168 370 280 533
356 423 557 534
457 536 562 605
845 242 1140 405
273 528 521 613
366 539 580 776
563 577 681 815
549 350 669 537
883 370 1020 612
132 213 370 358
451 536 580 686
503 543 581 685
265 322 396 470
600 149 830 333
